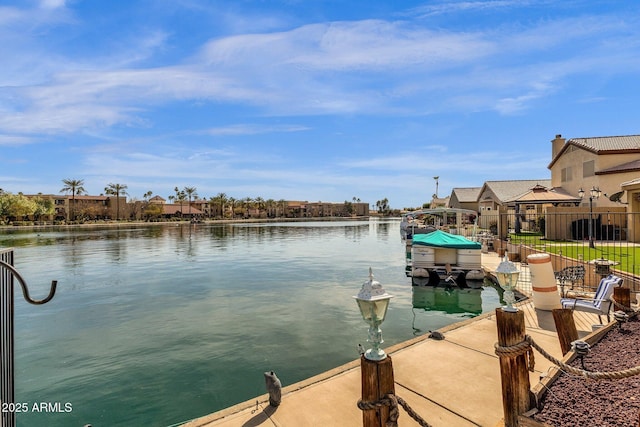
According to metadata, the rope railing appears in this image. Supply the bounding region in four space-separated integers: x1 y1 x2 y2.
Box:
357 301 639 427
610 295 638 314
357 394 432 427
495 334 640 381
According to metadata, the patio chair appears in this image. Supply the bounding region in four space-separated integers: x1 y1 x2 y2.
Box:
554 265 587 296
560 274 623 323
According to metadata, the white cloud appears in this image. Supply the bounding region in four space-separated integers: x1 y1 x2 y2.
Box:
410 0 531 18
40 0 67 10
1 5 640 139
0 135 35 146
202 124 310 136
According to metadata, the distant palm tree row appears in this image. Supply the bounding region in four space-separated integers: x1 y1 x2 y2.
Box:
1 179 393 223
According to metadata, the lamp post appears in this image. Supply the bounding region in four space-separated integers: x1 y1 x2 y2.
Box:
495 252 520 312
354 268 395 427
579 186 601 249
354 268 393 360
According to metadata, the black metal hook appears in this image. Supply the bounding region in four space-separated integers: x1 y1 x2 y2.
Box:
0 260 57 305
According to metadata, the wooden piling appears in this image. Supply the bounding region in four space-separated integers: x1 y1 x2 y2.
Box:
614 287 631 311
496 308 531 427
552 309 578 355
360 355 395 427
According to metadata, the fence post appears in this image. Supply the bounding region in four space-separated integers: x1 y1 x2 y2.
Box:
1 249 15 427
1 249 57 427
496 308 531 427
552 309 578 355
360 355 395 427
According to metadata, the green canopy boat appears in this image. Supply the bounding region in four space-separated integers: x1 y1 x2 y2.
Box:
409 230 483 287
411 230 481 250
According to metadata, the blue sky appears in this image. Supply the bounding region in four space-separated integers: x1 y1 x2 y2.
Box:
2 0 640 209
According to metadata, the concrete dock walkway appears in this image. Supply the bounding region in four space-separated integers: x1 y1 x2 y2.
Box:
182 252 602 427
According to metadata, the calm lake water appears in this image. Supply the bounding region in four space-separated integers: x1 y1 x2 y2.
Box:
1 219 502 426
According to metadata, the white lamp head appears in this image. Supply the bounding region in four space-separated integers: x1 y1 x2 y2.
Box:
354 268 393 360
495 259 519 311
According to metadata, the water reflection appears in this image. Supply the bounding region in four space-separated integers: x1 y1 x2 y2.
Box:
410 282 503 335
412 286 483 315
4 219 491 426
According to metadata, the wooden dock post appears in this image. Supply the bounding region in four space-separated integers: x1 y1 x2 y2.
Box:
360 355 395 427
496 308 531 427
614 287 631 311
552 309 578 355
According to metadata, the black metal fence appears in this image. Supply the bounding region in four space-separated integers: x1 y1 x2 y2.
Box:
472 211 640 294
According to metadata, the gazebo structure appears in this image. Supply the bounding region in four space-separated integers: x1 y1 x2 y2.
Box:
506 184 582 234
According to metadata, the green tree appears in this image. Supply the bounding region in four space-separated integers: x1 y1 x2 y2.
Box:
105 183 128 220
376 198 390 215
4 193 37 221
344 200 353 215
60 179 86 221
144 203 163 220
0 192 8 223
33 194 55 221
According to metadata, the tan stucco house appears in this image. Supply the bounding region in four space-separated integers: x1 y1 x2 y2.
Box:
448 187 481 212
549 134 640 206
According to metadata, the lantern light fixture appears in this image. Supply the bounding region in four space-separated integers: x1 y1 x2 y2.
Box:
495 251 520 312
354 268 393 361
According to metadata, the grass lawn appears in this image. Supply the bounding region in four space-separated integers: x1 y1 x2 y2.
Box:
508 232 640 276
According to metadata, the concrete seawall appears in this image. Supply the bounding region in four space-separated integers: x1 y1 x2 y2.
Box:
182 253 601 427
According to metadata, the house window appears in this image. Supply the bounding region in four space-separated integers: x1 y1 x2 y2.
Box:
561 166 572 182
583 160 595 177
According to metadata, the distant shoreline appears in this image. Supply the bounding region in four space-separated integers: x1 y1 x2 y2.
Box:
0 215 393 231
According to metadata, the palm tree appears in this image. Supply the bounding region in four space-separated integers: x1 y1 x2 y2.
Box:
105 183 128 220
60 178 86 221
209 193 228 219
242 197 255 218
227 197 236 218
173 187 187 218
265 199 276 218
183 186 198 218
254 196 265 217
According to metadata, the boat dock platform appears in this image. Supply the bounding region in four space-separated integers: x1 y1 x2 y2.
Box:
182 252 602 427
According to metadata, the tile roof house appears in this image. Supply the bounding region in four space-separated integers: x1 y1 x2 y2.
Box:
546 134 640 242
475 180 550 233
448 187 481 211
477 180 552 212
161 204 204 217
548 134 640 207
